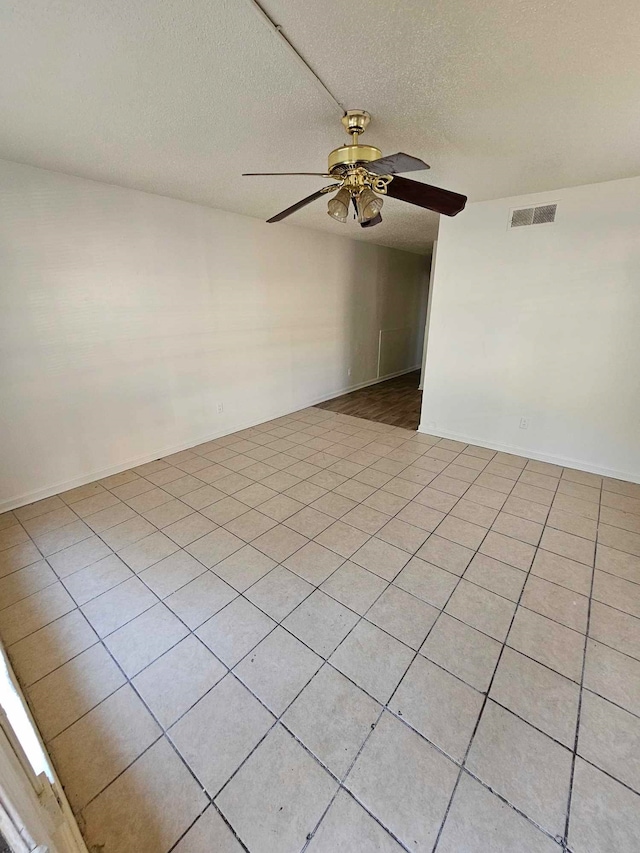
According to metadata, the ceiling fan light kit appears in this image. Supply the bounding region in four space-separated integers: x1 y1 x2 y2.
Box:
243 110 467 228
327 186 351 222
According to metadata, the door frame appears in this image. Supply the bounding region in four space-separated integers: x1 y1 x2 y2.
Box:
0 645 88 853
418 240 438 391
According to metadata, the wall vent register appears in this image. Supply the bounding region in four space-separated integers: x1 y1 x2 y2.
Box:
509 203 557 228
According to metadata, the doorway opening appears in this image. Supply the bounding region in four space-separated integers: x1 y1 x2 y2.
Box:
316 369 422 430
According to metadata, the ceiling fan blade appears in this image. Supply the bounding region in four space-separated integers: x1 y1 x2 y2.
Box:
361 213 382 228
367 153 430 175
243 172 331 177
266 187 337 223
386 175 467 216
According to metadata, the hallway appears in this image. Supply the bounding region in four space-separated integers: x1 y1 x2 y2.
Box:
317 371 422 431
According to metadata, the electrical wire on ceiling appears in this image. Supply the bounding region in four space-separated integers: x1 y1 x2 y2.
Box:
244 0 346 114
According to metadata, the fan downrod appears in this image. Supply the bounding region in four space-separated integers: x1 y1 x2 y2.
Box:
341 110 371 142
329 109 381 173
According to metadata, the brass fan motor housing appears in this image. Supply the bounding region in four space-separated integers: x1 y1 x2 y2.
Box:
328 144 382 173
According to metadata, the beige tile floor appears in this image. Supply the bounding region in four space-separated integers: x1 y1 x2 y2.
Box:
1 407 640 853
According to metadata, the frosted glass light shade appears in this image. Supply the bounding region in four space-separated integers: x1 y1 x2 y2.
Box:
327 187 351 222
356 187 383 223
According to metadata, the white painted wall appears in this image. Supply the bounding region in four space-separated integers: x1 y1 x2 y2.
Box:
420 175 640 482
0 160 427 509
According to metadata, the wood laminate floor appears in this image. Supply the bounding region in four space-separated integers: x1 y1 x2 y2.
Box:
317 370 422 431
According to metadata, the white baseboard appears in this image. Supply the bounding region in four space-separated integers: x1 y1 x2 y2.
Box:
1 366 421 514
417 424 640 485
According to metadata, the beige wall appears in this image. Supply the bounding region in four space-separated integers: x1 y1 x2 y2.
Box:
420 175 640 482
0 160 427 509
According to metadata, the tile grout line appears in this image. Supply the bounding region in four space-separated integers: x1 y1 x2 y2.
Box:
299 520 502 851
33 439 437 835
0 429 590 728
1 440 632 724
2 410 637 851
2 421 463 680
297 462 576 850
561 474 603 849
430 471 566 853
298 462 539 850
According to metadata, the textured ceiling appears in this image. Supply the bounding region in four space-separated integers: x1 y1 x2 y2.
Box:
1 0 639 254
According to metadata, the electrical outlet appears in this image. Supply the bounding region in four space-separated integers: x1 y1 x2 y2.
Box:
519 417 529 430
217 402 224 414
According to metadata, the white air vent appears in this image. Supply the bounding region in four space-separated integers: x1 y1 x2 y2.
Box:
509 203 557 228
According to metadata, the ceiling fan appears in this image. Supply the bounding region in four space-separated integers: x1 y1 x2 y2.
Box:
243 110 467 228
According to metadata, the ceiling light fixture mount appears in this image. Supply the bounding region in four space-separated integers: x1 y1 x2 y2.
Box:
243 111 467 227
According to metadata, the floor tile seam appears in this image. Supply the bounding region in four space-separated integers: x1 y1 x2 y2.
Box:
8 432 632 820
9 630 104 692
527 569 593 601
457 766 567 847
299 743 415 853
596 515 640 534
562 477 602 845
208 524 419 804
18 510 421 664
2 515 46 551
158 802 230 853
571 568 640 610
457 570 529 606
14 432 479 588
532 543 598 568
571 749 640 799
382 517 497 721
72 728 166 816
164 802 250 853
292 681 576 853
299 481 519 659
50 511 183 576
431 476 561 852
521 522 597 549
46 514 247 681
406 649 488 698
0 570 64 610
433 518 541 555
500 639 583 687
220 454 473 616
34 623 229 746
340 520 505 817
64 617 240 820
598 506 640 524
530 544 593 569
82 550 309 745
70 540 196 637
56 557 178 610
47 541 133 581
0 516 48 578
515 601 589 636
186 431 416 485
283 705 417 853
35 498 172 573
6 530 569 683
203 654 365 823
594 534 640 561
544 519 597 541
476 697 576 753
34 548 243 739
